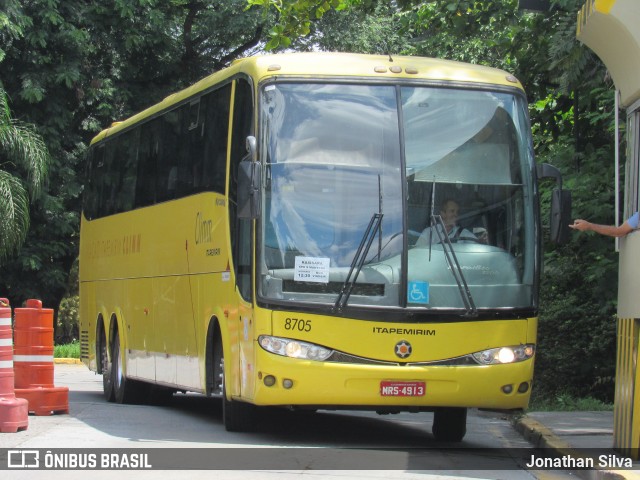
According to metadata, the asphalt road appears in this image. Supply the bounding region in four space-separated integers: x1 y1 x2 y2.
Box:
0 363 573 480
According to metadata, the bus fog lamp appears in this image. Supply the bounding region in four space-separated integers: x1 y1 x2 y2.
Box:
264 375 276 387
518 382 529 393
282 379 293 389
502 384 513 394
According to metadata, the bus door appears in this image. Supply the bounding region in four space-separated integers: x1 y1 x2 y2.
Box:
236 216 255 399
229 78 256 400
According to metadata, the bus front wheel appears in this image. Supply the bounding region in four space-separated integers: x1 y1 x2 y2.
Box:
432 407 467 442
213 333 256 432
222 385 257 433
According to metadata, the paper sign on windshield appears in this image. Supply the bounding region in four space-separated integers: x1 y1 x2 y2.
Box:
294 256 330 283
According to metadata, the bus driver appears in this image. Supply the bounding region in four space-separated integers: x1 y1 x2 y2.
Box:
416 198 486 245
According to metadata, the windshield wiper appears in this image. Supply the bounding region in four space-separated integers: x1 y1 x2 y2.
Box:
333 213 383 313
431 214 477 317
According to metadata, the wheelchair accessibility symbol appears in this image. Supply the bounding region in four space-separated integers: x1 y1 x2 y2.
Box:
408 281 429 304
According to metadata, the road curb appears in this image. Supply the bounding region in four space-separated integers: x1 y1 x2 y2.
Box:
53 358 82 364
512 415 633 480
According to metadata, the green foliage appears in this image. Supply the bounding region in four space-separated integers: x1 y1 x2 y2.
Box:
528 392 613 412
54 340 80 359
398 0 523 66
0 86 50 263
531 1 619 401
535 133 619 402
246 0 354 50
57 294 79 344
290 1 411 54
0 0 31 63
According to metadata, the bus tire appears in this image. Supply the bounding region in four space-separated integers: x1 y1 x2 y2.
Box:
100 326 115 402
213 333 256 432
223 391 257 432
112 330 147 404
432 407 467 442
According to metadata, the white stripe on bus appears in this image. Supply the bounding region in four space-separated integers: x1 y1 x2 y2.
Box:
0 318 11 326
0 338 13 347
0 360 13 369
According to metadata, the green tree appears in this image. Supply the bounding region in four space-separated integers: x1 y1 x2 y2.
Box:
0 85 49 263
247 0 353 49
290 1 411 54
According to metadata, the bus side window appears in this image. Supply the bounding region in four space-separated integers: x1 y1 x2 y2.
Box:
157 108 183 201
135 119 161 208
100 141 117 217
200 84 231 194
191 98 206 190
175 103 194 196
114 129 139 213
83 146 103 220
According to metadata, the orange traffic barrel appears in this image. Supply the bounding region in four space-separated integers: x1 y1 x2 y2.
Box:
13 299 68 416
0 298 14 395
13 299 54 388
0 298 29 432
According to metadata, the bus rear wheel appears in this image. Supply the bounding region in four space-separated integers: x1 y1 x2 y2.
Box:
432 407 467 442
112 330 147 404
213 333 256 432
101 328 115 402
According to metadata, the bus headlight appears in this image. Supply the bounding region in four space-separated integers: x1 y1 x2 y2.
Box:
259 335 333 361
472 344 535 365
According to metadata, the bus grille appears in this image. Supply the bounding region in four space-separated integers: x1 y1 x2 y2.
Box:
80 330 89 360
327 350 478 366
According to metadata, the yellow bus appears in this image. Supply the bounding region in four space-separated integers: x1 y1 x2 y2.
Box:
79 52 570 442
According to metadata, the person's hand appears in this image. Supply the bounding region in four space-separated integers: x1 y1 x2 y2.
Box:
569 219 591 231
473 228 488 243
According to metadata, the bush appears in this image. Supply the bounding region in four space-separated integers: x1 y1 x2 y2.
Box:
57 295 79 344
54 340 80 358
528 392 613 412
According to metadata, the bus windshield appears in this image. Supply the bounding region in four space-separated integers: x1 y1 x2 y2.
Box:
258 82 536 313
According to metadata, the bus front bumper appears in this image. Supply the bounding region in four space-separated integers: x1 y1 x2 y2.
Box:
248 348 533 410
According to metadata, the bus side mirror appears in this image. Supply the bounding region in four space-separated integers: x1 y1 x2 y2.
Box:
550 188 571 245
537 163 571 245
237 136 261 219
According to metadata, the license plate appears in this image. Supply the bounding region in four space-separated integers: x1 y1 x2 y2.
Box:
380 381 425 397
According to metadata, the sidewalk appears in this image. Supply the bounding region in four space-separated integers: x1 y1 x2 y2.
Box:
513 411 640 480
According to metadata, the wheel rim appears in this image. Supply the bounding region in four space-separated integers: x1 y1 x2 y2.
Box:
101 339 109 374
217 355 224 396
114 336 122 389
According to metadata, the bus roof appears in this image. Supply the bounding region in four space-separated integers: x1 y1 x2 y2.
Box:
90 52 524 145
